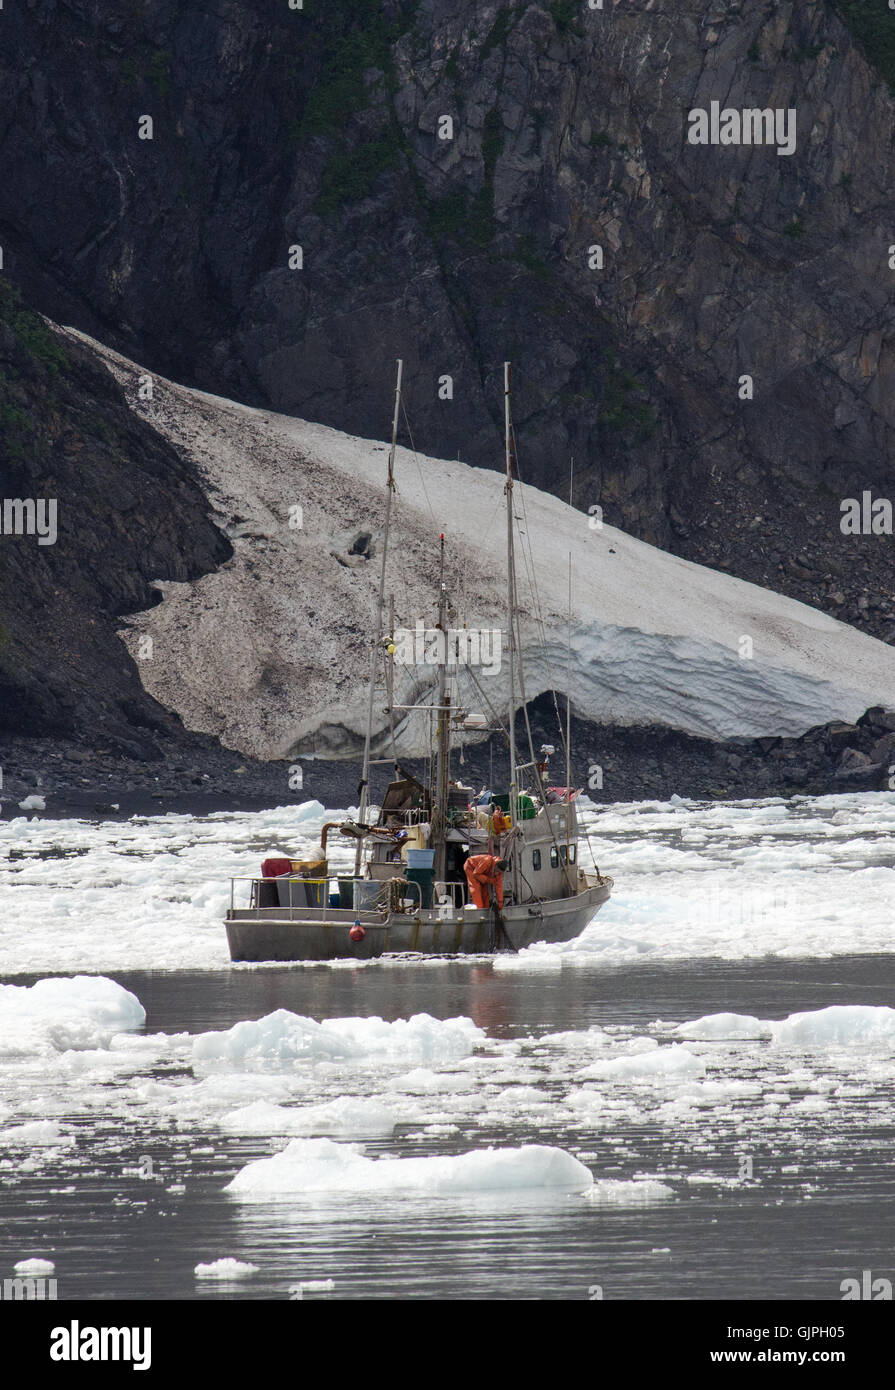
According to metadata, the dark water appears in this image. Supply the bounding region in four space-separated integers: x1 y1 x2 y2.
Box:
127 954 895 1036
2 955 894 1301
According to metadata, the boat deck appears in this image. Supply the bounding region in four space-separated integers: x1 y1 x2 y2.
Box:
225 879 612 961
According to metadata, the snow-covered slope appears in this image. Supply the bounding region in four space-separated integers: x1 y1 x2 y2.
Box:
64 327 895 759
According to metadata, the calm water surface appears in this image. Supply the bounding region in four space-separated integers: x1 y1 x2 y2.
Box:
2 955 893 1301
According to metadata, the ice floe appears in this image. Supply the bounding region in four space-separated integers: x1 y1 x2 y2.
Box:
194 1258 259 1279
4 792 895 974
192 1010 485 1071
576 1044 707 1083
225 1138 596 1198
219 1097 396 1138
770 1005 895 1047
673 1013 772 1041
0 976 145 1054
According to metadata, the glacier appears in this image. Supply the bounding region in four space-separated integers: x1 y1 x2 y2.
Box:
55 326 895 759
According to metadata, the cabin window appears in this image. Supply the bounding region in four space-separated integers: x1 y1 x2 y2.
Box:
550 846 559 869
532 849 541 872
568 844 577 864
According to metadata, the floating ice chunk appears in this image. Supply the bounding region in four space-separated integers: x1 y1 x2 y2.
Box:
289 1278 335 1297
18 1154 47 1172
536 1027 612 1049
0 1120 72 1147
225 1139 594 1198
566 1087 606 1114
219 1101 312 1135
673 1013 771 1041
584 1180 674 1205
615 1037 661 1056
14 1258 55 1274
771 1005 895 1047
394 1068 474 1094
193 1010 484 1071
194 1258 259 1279
792 1094 828 1113
220 1097 396 1138
672 1079 762 1108
577 1045 706 1083
0 975 145 1055
143 1071 296 1122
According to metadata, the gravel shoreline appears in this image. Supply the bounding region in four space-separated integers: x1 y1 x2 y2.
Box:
2 701 893 823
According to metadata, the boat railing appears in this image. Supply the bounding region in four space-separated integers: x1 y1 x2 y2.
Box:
229 875 435 918
230 875 377 921
433 880 468 909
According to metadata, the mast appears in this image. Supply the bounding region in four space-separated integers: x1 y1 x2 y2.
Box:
431 533 450 884
355 358 403 873
566 552 573 861
387 593 398 773
504 362 521 902
566 455 573 860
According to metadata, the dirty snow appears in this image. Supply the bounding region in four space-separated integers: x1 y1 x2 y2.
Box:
60 326 895 756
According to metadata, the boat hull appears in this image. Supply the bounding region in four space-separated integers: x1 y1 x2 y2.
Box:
225 881 612 962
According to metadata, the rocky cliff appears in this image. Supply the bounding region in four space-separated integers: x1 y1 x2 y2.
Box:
0 283 231 749
2 0 895 746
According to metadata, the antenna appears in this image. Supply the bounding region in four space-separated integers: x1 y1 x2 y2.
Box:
504 362 521 903
356 358 402 873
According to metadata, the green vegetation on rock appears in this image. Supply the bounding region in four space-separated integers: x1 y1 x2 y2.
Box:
601 348 656 438
0 280 68 373
315 134 402 213
293 0 419 215
481 6 514 57
833 1 895 88
549 0 582 36
294 0 419 141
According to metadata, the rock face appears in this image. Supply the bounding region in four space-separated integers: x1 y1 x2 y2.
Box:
3 1 895 747
3 5 895 532
0 287 231 750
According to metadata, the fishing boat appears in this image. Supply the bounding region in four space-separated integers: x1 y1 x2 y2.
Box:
225 363 612 961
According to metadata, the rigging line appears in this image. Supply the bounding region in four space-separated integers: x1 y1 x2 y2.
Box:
512 449 573 770
395 396 474 711
572 788 603 881
454 659 510 746
399 402 470 656
468 490 506 558
399 397 438 532
501 436 576 892
509 424 572 768
508 538 576 895
505 431 577 894
510 423 555 634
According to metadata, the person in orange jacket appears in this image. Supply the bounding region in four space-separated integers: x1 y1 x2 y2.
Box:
464 854 509 910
